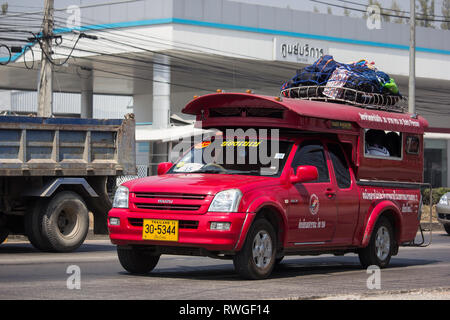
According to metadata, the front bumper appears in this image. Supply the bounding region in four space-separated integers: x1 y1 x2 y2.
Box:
108 208 255 252
436 204 450 224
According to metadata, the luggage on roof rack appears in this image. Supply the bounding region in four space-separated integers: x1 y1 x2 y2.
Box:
281 85 407 113
281 55 405 112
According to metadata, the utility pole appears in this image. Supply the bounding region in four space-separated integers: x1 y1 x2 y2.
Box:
37 0 54 117
409 0 416 115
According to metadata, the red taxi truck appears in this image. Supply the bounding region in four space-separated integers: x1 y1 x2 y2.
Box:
108 92 428 279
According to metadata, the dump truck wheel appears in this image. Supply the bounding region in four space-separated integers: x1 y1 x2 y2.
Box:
42 191 89 253
24 199 53 251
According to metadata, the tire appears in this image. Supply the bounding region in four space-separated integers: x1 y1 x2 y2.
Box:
0 226 8 245
358 216 394 269
117 246 160 274
233 218 277 280
24 199 53 251
444 224 450 235
42 191 89 253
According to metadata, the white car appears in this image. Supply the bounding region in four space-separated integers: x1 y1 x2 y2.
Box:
436 193 450 235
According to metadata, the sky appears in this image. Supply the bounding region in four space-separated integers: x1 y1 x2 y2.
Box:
0 0 448 32
0 0 447 16
231 0 446 17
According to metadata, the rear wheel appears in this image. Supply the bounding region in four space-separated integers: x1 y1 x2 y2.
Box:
358 216 394 268
42 191 89 252
24 199 53 251
233 218 276 280
117 246 160 274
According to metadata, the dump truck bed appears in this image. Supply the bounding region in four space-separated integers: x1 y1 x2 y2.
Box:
0 115 136 176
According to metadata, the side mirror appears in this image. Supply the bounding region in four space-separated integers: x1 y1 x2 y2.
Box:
157 162 172 176
290 165 318 184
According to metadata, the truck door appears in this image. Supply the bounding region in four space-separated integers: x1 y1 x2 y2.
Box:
288 140 337 244
326 143 359 245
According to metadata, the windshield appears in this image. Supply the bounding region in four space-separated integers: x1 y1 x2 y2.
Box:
168 139 293 177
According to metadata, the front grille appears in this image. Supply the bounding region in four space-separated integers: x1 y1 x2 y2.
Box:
135 203 201 211
134 192 207 200
128 218 199 229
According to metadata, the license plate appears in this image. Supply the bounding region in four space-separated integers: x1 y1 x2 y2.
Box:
142 219 179 242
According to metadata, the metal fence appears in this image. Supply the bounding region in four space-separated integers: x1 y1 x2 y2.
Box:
116 164 149 186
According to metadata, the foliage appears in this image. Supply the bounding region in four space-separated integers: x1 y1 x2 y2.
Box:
442 0 450 30
417 0 436 28
422 187 450 205
1 2 8 15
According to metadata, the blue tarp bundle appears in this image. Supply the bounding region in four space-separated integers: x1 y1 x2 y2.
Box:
281 55 401 105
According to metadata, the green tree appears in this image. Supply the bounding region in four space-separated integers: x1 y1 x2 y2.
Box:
1 2 8 15
343 7 351 16
391 0 405 24
417 0 435 28
442 0 450 30
327 6 332 15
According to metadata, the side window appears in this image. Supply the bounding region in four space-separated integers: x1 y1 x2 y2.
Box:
364 129 402 158
291 141 329 183
327 143 351 189
406 136 420 155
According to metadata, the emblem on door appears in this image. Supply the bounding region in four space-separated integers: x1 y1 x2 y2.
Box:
309 194 320 215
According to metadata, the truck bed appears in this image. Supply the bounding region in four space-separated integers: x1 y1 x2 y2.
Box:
0 115 136 176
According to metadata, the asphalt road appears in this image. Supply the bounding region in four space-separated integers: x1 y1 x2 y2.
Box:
0 232 449 300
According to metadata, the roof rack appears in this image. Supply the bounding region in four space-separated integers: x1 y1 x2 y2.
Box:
280 85 407 114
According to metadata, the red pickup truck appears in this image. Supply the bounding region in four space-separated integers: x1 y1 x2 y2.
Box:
108 92 428 279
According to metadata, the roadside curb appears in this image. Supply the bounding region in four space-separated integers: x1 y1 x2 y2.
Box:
301 286 450 300
4 230 110 243
420 222 444 231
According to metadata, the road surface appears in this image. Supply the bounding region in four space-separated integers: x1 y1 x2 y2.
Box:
0 232 449 300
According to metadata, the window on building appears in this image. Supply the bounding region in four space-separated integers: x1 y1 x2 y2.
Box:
424 139 448 188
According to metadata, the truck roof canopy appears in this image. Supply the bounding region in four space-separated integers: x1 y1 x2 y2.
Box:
183 93 428 134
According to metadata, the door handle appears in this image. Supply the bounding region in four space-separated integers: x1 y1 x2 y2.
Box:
325 188 336 199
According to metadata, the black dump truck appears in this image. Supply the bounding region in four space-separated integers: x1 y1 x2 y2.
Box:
0 114 136 252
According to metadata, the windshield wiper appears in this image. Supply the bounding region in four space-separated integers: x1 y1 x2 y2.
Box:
191 168 227 174
224 169 263 175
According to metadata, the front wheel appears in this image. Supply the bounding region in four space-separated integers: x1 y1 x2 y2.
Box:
444 223 450 235
358 216 394 269
117 246 160 274
233 218 276 280
0 226 8 245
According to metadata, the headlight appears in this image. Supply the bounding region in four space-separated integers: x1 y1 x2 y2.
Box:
208 189 242 212
439 194 448 205
113 186 129 208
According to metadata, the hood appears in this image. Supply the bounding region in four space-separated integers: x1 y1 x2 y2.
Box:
123 173 279 195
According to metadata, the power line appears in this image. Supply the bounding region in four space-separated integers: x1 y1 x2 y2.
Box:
3 3 448 97
336 0 448 19
310 0 450 23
